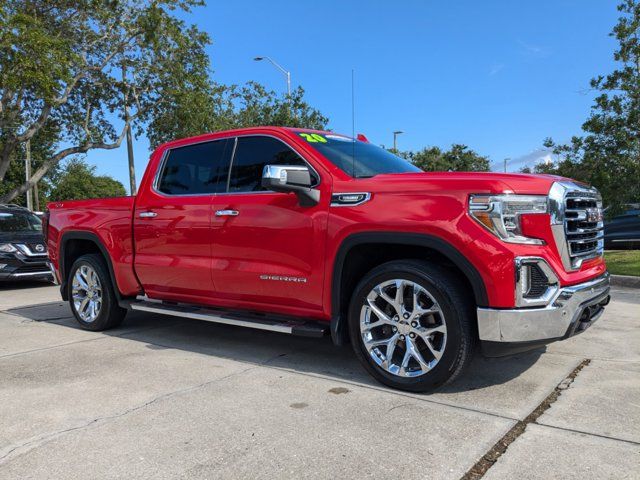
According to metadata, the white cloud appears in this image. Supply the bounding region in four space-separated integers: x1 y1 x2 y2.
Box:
517 40 550 58
489 63 505 76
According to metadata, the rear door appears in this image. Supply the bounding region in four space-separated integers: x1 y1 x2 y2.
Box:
209 134 330 314
134 138 231 303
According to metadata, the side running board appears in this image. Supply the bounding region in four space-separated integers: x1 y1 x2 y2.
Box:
129 299 328 338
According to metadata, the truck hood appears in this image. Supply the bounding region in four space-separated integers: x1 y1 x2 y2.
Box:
367 171 572 195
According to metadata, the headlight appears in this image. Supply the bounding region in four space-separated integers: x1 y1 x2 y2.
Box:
469 194 548 245
0 243 17 253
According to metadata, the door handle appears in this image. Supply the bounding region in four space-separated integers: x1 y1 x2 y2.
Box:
215 209 239 217
139 211 158 218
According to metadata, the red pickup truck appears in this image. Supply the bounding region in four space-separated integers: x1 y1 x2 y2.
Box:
46 127 610 392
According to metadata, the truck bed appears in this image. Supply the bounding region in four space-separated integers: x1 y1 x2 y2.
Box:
47 196 142 297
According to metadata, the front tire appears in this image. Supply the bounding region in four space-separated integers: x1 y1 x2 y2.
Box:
68 254 126 331
348 260 475 392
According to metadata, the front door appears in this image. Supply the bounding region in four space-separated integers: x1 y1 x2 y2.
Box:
134 138 231 303
210 135 329 315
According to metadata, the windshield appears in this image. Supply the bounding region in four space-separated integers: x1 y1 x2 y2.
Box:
0 211 42 233
295 131 422 178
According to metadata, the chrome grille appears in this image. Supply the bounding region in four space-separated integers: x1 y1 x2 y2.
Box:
549 181 604 272
564 192 604 261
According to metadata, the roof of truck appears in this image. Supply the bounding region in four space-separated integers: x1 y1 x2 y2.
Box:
154 126 342 152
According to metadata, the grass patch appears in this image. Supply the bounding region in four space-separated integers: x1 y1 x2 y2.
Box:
605 250 640 276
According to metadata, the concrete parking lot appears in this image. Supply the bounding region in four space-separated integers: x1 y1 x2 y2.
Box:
0 282 638 479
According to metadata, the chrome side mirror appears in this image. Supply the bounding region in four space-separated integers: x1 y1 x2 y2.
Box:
261 165 320 207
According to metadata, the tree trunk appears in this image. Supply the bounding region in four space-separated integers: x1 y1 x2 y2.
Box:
0 129 127 204
0 139 16 181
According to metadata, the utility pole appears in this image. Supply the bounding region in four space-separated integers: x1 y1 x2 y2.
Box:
4 125 36 209
122 65 136 195
33 156 40 210
25 139 33 211
125 122 136 195
503 158 509 173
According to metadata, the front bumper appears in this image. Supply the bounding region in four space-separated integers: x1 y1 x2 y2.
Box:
477 272 610 356
0 252 54 281
0 269 54 281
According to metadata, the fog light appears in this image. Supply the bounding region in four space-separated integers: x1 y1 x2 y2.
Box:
0 264 7 269
515 257 559 307
521 263 550 298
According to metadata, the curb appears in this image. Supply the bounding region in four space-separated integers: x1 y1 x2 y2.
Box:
610 274 640 289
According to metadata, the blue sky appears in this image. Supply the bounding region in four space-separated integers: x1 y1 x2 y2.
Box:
88 0 620 191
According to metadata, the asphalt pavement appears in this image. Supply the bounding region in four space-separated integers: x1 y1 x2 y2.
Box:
0 281 638 479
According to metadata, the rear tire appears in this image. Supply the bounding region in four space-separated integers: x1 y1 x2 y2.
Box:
348 260 475 392
68 254 126 331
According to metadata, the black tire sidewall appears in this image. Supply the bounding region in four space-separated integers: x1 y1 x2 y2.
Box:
348 261 467 392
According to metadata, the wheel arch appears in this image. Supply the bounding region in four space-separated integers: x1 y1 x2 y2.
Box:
59 231 121 302
330 232 488 345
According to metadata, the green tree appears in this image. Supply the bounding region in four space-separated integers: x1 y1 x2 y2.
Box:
401 144 490 172
228 82 329 132
49 159 126 201
0 120 63 208
0 0 212 202
146 81 329 149
538 1 640 215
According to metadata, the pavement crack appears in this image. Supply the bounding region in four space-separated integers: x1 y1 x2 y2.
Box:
387 402 414 413
460 358 591 480
533 423 640 446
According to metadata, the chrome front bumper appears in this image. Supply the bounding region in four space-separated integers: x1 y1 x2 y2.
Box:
477 272 610 344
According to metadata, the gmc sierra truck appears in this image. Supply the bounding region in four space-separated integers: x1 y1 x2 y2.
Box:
46 127 610 392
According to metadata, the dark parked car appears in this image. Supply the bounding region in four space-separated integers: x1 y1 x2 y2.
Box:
0 204 53 282
604 206 640 249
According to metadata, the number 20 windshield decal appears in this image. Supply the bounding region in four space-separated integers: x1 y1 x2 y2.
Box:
298 133 328 143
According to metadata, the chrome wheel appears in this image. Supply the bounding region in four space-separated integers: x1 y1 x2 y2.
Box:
71 264 103 323
360 279 447 378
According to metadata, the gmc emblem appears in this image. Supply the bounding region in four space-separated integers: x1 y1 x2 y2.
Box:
586 208 603 223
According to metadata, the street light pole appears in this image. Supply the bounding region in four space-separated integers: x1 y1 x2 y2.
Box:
254 56 292 112
393 131 404 151
286 70 291 99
